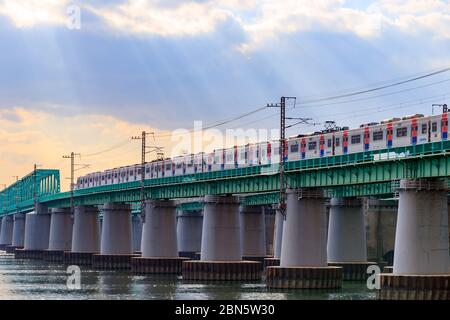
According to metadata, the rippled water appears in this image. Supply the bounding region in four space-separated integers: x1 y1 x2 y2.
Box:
0 252 376 300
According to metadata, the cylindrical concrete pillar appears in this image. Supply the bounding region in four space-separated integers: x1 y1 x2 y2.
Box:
48 208 73 251
240 205 266 257
0 215 14 246
71 205 101 252
280 189 327 267
12 213 26 247
393 179 450 274
327 198 367 262
132 214 142 253
273 209 284 259
100 203 132 255
141 200 178 258
23 212 51 250
264 207 275 256
200 195 241 261
177 210 203 254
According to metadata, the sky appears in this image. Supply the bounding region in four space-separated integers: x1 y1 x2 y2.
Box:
1 0 450 191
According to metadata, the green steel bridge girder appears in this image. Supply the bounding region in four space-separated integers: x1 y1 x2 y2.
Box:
0 169 60 216
3 141 450 215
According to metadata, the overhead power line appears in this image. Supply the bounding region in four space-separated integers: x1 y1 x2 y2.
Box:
298 67 450 104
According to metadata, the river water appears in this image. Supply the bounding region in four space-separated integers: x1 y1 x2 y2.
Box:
0 252 375 300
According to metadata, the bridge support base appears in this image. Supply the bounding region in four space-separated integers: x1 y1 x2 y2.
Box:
92 254 136 270
177 210 203 261
0 215 14 250
182 260 261 281
377 179 450 300
94 203 133 270
42 250 65 262
328 262 378 281
263 257 280 270
5 245 22 254
266 189 342 289
179 251 200 259
267 266 342 289
377 274 450 300
131 257 189 274
64 252 96 265
11 213 26 249
181 195 260 281
133 200 183 274
14 249 44 260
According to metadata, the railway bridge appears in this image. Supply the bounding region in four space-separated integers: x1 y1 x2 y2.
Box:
1 140 449 299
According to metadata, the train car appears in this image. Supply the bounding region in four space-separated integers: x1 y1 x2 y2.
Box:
72 110 450 191
258 141 270 165
246 143 259 166
173 156 185 176
211 149 224 171
163 159 173 178
224 147 235 170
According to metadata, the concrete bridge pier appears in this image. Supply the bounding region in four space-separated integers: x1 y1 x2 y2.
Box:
0 215 14 251
7 213 26 253
15 204 51 260
378 179 450 300
43 208 73 262
182 195 260 281
176 210 203 259
264 206 275 257
132 200 187 274
132 214 142 254
266 189 342 289
93 203 134 270
240 205 267 270
264 208 284 269
327 198 377 281
64 205 101 265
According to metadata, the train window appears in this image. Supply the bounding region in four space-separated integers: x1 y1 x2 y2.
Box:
240 152 245 158
102 176 105 180
107 175 111 179
327 139 332 148
432 122 438 132
396 127 408 137
351 135 361 144
114 173 118 178
226 154 233 162
421 124 427 134
165 164 171 170
308 141 317 150
137 169 141 174
373 131 384 141
129 171 134 176
176 163 182 169
290 144 299 153
187 163 193 167
335 138 340 147
146 168 150 173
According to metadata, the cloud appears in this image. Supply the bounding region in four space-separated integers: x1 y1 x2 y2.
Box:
0 0 70 27
0 107 172 191
87 0 231 37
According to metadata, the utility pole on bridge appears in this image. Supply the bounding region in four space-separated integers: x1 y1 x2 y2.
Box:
266 96 317 220
132 131 163 222
63 152 89 214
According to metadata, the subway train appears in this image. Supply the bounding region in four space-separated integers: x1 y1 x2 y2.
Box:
75 111 448 190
